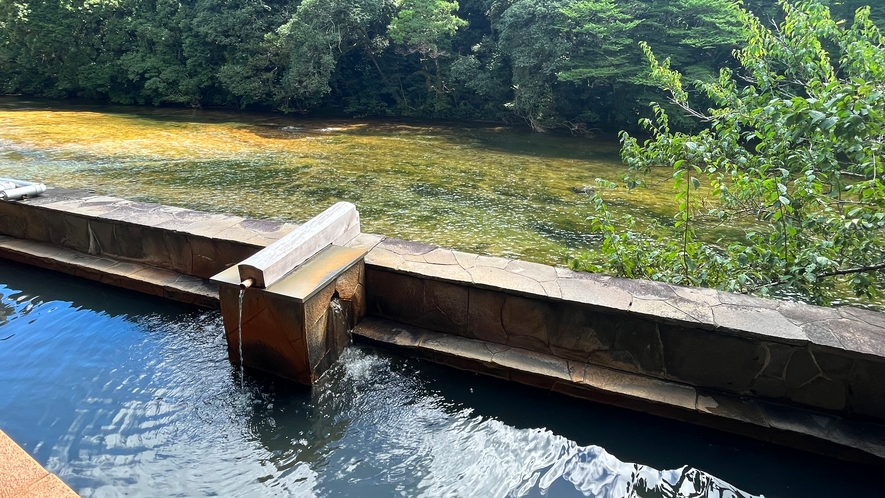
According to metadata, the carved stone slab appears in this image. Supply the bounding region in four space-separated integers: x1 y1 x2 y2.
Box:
237 202 360 288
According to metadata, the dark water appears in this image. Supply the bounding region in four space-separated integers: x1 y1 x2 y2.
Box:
0 261 879 497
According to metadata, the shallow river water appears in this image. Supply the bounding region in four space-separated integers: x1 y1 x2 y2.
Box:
0 97 680 265
0 260 881 497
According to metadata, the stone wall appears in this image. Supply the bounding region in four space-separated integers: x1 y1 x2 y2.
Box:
0 189 293 279
364 238 885 423
3 188 885 423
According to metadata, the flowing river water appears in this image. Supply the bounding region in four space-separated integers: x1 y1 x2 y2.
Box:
0 97 681 265
0 259 880 497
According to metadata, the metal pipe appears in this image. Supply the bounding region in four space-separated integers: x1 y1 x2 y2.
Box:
239 278 255 290
0 177 36 187
0 183 47 201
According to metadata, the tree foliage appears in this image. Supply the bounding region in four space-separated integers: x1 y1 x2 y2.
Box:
573 0 885 305
0 0 762 131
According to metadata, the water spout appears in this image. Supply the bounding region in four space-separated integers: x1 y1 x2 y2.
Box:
328 297 352 353
237 287 246 387
240 278 254 290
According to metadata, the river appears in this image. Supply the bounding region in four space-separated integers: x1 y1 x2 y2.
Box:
0 97 679 265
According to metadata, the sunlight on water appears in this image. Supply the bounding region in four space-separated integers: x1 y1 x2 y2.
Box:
0 98 685 265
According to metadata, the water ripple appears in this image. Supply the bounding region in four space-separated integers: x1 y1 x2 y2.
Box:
0 262 877 497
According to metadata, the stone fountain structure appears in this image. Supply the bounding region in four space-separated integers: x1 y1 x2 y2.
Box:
210 202 366 384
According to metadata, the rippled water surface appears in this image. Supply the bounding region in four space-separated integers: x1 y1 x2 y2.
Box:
0 261 880 497
0 97 686 265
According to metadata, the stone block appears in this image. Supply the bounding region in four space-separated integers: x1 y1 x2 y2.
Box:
696 390 769 427
0 429 49 498
801 322 843 349
761 342 794 378
557 276 632 312
750 376 787 399
491 348 571 381
467 265 546 296
812 348 854 381
467 288 508 344
22 207 51 244
139 225 173 269
414 279 468 335
788 377 847 412
847 359 885 421
334 262 362 301
114 222 147 261
85 219 116 256
400 259 473 282
711 304 805 342
17 473 80 498
589 349 643 374
504 259 557 283
190 236 256 278
501 294 550 351
547 305 615 362
422 332 495 364
659 324 766 392
0 202 16 236
612 319 663 374
581 363 697 411
784 348 820 389
757 400 837 439
306 297 331 369
60 214 90 252
378 237 435 256
40 208 68 247
220 286 310 383
367 269 425 322
163 230 194 275
824 317 885 358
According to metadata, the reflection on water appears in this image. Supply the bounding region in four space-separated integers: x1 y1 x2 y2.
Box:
0 261 881 497
0 97 682 265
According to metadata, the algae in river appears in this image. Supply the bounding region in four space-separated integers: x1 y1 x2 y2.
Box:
0 98 682 265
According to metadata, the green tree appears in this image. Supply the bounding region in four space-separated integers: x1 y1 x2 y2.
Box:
272 0 396 111
388 0 466 110
575 1 885 305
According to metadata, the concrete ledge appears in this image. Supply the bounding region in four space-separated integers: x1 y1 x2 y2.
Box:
354 316 885 466
3 187 885 441
360 237 885 422
0 429 78 497
0 235 218 308
0 188 297 279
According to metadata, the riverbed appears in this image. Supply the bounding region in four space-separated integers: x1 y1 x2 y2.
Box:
0 97 678 265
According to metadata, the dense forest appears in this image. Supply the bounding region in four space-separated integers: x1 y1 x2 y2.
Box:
0 0 881 132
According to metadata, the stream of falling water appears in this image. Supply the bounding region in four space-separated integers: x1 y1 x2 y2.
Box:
238 288 245 387
328 298 351 347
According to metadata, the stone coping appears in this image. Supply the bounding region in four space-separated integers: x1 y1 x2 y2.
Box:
354 316 885 466
0 235 217 307
10 188 299 248
5 187 885 362
211 245 366 303
0 428 79 497
357 237 885 362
